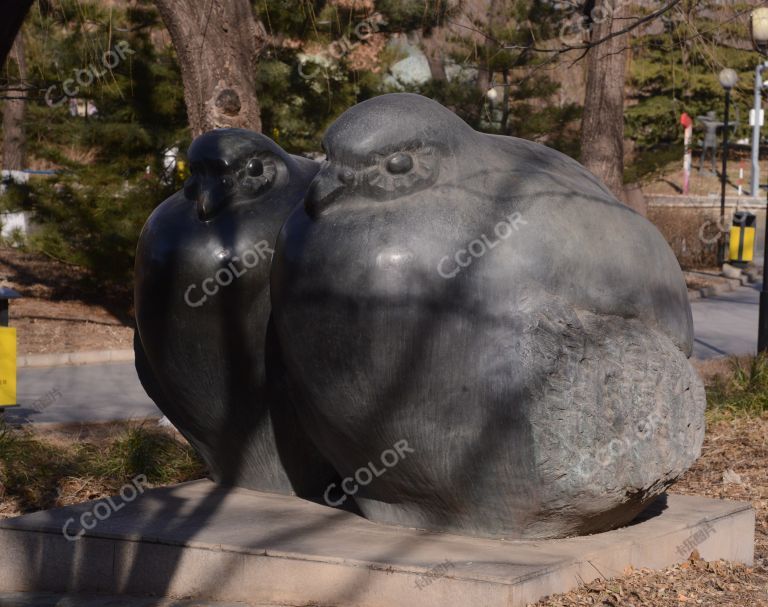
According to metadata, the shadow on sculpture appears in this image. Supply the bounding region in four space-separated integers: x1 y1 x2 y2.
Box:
132 96 705 546
133 128 337 498
4 97 708 607
270 93 706 539
119 128 346 603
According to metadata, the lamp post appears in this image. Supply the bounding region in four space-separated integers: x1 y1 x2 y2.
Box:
752 7 768 352
750 61 768 195
751 8 768 194
718 68 738 267
719 69 738 262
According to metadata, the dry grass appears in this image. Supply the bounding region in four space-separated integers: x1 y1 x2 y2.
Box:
699 355 768 419
534 558 768 606
692 356 747 390
0 420 206 518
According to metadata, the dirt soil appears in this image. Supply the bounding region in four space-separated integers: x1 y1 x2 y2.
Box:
641 153 757 198
533 415 768 606
0 248 133 354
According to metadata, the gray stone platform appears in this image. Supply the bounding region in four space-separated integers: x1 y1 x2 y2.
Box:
0 480 755 607
0 592 255 606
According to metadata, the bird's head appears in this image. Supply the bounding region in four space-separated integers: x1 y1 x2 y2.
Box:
305 94 478 216
184 128 292 221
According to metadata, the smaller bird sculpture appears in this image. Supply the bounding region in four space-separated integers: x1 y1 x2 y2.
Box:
134 128 336 497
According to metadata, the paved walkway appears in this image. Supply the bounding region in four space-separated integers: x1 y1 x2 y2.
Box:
690 283 760 360
9 362 160 425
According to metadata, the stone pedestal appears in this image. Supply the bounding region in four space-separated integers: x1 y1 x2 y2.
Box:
0 480 754 607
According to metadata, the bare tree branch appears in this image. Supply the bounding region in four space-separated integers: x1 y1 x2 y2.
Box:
514 0 683 53
448 0 682 57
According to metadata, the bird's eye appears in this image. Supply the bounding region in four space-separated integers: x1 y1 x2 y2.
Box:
246 158 264 177
241 156 277 194
340 168 355 185
386 153 413 174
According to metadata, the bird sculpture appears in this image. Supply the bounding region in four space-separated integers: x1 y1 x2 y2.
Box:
134 128 336 496
270 94 706 538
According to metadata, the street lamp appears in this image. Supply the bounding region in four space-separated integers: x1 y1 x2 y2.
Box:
718 68 737 267
752 7 768 54
752 8 768 352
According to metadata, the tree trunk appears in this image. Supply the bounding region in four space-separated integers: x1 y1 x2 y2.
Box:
579 0 628 201
0 0 32 70
476 0 502 95
500 68 510 134
418 31 447 82
2 31 27 171
153 0 266 136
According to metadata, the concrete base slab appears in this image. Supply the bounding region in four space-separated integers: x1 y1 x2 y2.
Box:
0 592 258 607
0 480 755 607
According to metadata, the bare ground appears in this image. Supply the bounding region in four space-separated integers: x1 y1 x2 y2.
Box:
0 248 133 354
640 154 756 198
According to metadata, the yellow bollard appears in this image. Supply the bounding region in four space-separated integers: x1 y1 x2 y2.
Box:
0 327 16 407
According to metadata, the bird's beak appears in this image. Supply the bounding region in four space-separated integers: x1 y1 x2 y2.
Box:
304 165 348 216
196 189 220 221
186 178 232 222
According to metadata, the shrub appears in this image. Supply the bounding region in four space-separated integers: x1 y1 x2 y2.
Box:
646 207 719 269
